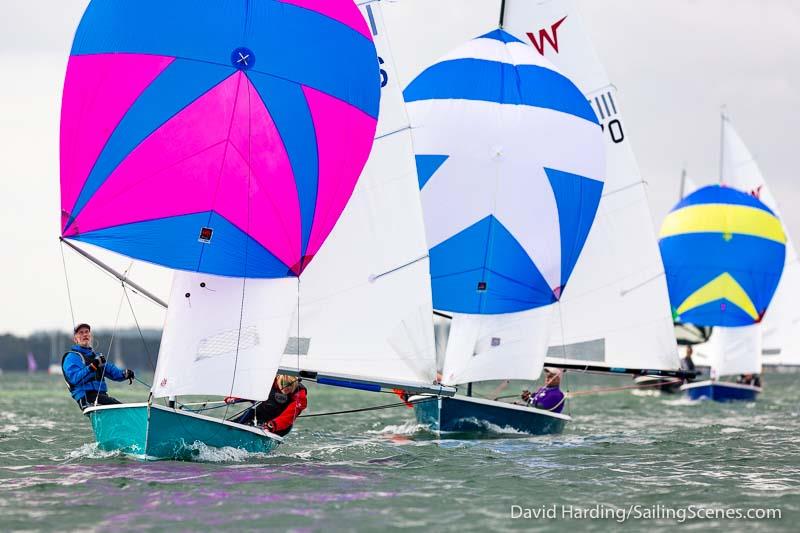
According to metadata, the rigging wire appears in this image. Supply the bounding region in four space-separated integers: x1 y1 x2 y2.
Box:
94 265 131 407
123 284 157 372
298 397 436 418
60 240 76 328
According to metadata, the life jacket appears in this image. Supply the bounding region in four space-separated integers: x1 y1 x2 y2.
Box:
61 350 90 392
253 383 307 425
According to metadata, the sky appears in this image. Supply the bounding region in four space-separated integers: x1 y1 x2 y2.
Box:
0 0 798 336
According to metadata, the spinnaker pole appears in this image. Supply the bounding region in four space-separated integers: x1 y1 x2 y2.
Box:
59 237 168 309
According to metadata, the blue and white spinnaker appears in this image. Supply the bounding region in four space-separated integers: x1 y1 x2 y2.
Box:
404 29 605 384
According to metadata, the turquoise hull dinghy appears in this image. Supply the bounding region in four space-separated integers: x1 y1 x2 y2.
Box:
84 403 282 461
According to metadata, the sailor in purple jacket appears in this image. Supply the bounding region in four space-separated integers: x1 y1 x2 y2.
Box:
521 368 565 413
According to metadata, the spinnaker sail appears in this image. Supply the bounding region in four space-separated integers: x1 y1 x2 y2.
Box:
659 185 786 328
404 27 605 385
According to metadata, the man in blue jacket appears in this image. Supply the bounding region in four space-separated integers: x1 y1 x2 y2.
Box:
62 323 135 410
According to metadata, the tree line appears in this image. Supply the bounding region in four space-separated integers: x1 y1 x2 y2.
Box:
0 329 162 372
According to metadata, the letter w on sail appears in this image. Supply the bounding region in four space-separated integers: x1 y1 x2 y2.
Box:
527 16 567 55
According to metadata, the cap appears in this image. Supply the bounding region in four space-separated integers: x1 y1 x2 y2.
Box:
73 323 91 334
543 367 561 375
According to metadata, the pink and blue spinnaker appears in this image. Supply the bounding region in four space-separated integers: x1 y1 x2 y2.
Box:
60 0 380 277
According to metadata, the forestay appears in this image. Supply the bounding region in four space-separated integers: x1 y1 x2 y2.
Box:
405 27 605 385
277 1 438 387
721 115 800 365
504 0 680 371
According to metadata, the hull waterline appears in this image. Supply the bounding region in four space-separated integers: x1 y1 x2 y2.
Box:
84 403 283 460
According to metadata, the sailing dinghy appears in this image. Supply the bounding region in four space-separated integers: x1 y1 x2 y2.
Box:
59 0 452 460
659 185 786 401
403 17 606 433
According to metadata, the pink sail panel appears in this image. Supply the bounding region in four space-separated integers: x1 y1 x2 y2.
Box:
279 0 371 39
68 72 302 269
303 86 379 261
60 53 174 230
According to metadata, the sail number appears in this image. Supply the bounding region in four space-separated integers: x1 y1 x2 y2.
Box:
601 119 625 144
379 56 388 88
590 90 625 144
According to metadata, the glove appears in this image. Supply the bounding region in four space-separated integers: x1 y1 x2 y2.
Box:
521 390 531 402
263 421 276 432
224 396 239 405
123 369 135 383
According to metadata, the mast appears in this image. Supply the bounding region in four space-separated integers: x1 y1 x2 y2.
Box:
719 107 726 184
678 167 687 200
499 0 507 28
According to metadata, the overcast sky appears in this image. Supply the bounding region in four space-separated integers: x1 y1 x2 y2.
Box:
0 0 797 337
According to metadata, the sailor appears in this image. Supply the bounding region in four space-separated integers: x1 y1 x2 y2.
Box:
681 345 697 382
736 373 762 387
521 367 565 413
62 323 135 410
226 374 308 436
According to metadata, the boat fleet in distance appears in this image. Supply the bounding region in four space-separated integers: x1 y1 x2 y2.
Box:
55 0 795 459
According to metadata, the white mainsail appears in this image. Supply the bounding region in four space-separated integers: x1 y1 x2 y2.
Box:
277 1 438 387
720 114 800 366
504 0 680 371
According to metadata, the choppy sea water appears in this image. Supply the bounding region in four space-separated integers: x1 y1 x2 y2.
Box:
1 372 798 531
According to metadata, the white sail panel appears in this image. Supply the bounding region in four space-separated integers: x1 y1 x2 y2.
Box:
279 7 437 386
695 324 762 378
152 273 297 400
441 307 553 386
721 116 800 365
505 0 680 371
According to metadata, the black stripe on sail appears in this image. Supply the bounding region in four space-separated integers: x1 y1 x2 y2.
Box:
366 5 378 36
594 97 605 119
607 91 617 114
601 94 611 116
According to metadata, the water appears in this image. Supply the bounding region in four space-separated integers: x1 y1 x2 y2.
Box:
1 372 798 531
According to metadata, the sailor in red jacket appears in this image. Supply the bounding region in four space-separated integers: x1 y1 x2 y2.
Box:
227 375 307 436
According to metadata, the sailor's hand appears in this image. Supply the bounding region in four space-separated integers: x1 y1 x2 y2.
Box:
97 354 107 365
521 390 531 402
263 421 276 432
91 359 106 372
123 369 135 383
224 396 238 405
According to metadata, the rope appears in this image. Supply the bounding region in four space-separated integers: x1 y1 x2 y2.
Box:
566 378 683 397
491 377 682 401
94 270 129 407
298 397 436 418
133 376 152 389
